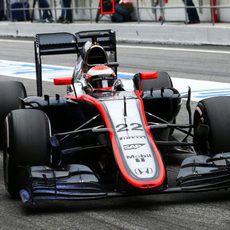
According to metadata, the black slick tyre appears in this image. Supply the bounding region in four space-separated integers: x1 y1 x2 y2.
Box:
0 81 27 148
3 109 51 198
141 71 173 91
193 96 230 156
141 72 176 135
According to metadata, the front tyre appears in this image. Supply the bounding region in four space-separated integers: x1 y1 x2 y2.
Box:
193 96 230 156
3 109 51 198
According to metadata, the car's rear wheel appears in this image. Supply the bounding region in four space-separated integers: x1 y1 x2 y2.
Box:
3 109 51 198
193 96 230 156
0 81 27 149
142 72 177 136
141 71 173 91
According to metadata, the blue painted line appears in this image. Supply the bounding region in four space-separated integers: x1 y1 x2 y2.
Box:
194 93 230 98
117 73 134 79
192 88 230 93
15 65 72 75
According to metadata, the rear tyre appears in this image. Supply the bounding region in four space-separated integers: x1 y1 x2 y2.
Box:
193 96 230 156
142 72 176 135
3 109 51 198
142 71 173 91
0 81 27 148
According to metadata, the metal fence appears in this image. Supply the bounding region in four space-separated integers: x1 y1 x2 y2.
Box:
3 0 230 25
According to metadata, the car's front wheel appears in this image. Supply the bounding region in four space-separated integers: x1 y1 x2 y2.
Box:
3 109 51 198
193 96 230 156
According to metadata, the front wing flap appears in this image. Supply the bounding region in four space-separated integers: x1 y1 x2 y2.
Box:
177 152 230 191
20 164 107 205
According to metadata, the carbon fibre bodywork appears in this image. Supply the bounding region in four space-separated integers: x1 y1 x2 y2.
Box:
2 30 230 206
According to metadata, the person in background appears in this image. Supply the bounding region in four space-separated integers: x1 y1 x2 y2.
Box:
111 0 134 22
57 0 65 22
38 0 54 22
58 0 73 23
0 0 6 20
183 0 200 24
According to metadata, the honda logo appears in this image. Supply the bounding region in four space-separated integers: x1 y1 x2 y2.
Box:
134 168 153 175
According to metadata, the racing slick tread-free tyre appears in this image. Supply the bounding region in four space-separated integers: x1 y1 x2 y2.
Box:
0 81 27 149
141 71 173 91
193 96 230 156
142 71 176 135
3 109 51 198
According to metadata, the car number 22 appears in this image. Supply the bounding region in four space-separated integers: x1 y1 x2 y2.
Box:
116 123 143 132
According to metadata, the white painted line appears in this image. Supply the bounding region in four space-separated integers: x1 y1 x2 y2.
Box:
1 59 230 101
117 45 230 55
1 39 230 55
0 39 33 44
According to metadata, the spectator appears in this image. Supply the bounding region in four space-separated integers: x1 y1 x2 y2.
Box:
183 0 200 24
0 0 6 20
111 0 134 23
58 0 72 23
57 0 65 23
38 0 54 22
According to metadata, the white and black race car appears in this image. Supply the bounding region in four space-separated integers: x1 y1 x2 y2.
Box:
1 30 230 206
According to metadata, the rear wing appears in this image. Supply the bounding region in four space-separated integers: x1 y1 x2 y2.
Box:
75 30 117 62
34 32 78 96
34 30 117 96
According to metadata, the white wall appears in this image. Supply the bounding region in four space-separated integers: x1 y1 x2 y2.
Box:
218 0 230 21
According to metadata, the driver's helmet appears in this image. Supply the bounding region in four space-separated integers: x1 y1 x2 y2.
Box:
86 65 116 89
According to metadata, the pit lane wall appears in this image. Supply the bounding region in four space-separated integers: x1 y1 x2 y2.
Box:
1 22 230 46
1 0 230 45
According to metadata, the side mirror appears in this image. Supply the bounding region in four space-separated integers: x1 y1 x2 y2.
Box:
53 77 72 85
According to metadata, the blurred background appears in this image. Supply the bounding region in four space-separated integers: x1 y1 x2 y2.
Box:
0 0 229 24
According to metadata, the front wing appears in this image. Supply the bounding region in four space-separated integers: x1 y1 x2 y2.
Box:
20 153 230 205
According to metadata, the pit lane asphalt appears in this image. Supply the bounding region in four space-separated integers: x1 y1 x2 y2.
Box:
0 39 230 230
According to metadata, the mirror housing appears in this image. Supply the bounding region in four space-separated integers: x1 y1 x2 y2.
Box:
53 77 72 85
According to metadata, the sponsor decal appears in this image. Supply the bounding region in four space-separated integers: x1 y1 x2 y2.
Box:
123 143 145 150
126 153 152 163
134 167 153 175
119 135 146 141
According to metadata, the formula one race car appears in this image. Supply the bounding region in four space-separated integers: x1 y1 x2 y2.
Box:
1 30 230 205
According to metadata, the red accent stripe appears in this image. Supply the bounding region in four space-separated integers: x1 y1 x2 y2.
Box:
69 93 166 189
135 91 166 187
